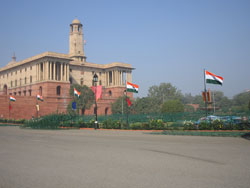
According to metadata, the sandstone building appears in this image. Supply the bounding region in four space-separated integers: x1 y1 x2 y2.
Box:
0 19 134 119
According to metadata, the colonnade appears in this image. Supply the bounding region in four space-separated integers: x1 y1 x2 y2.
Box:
105 70 131 87
36 61 69 82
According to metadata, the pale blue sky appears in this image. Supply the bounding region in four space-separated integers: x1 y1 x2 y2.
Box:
0 0 249 98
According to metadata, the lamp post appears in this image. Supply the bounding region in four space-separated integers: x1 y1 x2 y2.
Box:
93 73 98 129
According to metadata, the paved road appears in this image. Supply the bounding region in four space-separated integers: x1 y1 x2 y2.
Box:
0 127 249 188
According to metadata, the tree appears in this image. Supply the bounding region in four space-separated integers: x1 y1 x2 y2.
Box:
148 83 183 105
134 97 161 114
161 100 184 113
231 91 250 113
67 84 95 115
111 96 132 114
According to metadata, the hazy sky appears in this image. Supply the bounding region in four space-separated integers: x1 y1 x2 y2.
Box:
0 0 249 98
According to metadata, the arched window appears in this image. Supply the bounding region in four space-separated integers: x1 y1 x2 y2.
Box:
39 86 42 95
105 107 109 116
56 86 61 96
108 90 112 97
80 78 83 86
3 85 7 95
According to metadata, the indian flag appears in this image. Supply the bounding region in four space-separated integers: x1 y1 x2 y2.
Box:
205 70 223 85
10 96 16 102
37 94 44 101
74 88 80 97
126 82 139 93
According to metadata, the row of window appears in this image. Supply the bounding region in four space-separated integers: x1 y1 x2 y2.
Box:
9 76 32 88
0 66 32 79
8 86 62 97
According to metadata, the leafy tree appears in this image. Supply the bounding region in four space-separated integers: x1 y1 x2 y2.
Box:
67 84 95 115
212 91 231 112
111 96 132 114
134 97 161 114
148 83 183 105
231 91 250 113
161 100 184 113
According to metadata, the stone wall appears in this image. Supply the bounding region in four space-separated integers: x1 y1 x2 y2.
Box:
0 86 132 119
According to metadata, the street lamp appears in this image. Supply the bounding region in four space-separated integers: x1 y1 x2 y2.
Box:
93 73 98 129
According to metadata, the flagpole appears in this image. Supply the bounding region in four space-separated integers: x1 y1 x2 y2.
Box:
9 97 10 119
36 97 39 118
126 89 129 129
204 69 208 118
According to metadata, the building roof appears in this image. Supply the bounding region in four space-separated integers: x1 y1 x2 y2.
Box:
0 52 72 72
70 60 134 70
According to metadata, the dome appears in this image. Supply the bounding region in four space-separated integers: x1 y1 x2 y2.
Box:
72 18 81 24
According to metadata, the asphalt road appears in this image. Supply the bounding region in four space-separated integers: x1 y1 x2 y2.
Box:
0 127 249 188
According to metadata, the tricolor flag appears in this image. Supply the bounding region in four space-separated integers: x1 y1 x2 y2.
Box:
205 70 223 85
10 96 16 102
126 82 139 93
37 94 44 101
74 88 80 97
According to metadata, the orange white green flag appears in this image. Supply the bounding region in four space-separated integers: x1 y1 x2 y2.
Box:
205 70 223 85
126 82 139 93
10 96 16 102
37 94 44 101
74 88 80 97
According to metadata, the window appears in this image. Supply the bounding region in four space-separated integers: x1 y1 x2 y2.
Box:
11 81 13 87
25 68 27 72
30 66 32 70
18 91 21 96
80 78 83 86
99 72 102 76
30 76 32 83
15 80 17 87
39 86 42 95
56 86 61 96
25 77 27 84
15 71 17 75
92 71 94 75
3 85 7 95
109 71 112 84
14 92 16 95
105 107 109 116
20 69 22 73
29 90 32 96
109 90 112 97
23 90 26 96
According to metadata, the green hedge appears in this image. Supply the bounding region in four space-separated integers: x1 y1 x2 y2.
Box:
20 113 250 130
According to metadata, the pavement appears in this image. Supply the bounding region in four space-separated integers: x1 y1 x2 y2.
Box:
0 127 250 188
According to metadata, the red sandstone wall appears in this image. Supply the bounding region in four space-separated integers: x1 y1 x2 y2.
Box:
0 84 133 119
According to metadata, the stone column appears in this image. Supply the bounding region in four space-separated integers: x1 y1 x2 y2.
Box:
63 63 66 81
60 63 63 81
67 64 70 81
49 62 51 80
36 64 38 81
53 62 56 81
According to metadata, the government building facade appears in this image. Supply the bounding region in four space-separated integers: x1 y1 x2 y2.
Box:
0 19 134 119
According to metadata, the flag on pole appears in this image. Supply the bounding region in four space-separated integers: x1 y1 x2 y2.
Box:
126 82 139 93
205 70 223 85
10 96 16 102
37 94 44 101
91 86 102 101
74 88 80 97
127 97 132 107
